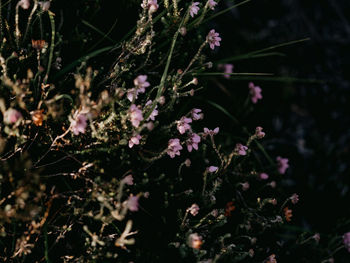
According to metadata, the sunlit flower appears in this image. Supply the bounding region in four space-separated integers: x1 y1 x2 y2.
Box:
256 174 267 181
177 116 192 134
129 104 143 128
141 0 159 13
191 108 203 120
241 182 250 191
186 133 201 152
207 29 221 50
188 233 203 249
187 203 200 216
129 134 141 148
266 254 277 263
189 2 200 17
203 127 219 138
343 232 350 252
276 156 289 174
235 143 248 156
290 193 299 204
167 138 183 158
18 0 30 9
122 174 134 185
208 0 217 10
4 108 22 125
38 1 50 11
219 63 233 78
207 166 218 173
126 195 139 212
145 100 158 121
127 75 150 101
71 113 87 135
249 82 262 104
255 126 265 138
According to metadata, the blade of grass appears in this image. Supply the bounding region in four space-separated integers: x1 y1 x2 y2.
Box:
82 19 116 44
197 74 323 84
217 38 310 64
192 0 252 27
44 224 51 263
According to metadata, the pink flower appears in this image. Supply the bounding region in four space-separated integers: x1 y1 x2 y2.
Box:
208 0 217 10
127 75 150 102
235 143 248 156
276 156 289 174
18 0 30 9
191 108 203 120
343 232 350 252
185 158 191 167
203 127 219 138
249 82 262 104
222 64 233 79
188 233 203 249
187 203 200 216
259 173 269 180
189 2 200 17
4 108 22 124
177 116 192 134
134 75 150 90
207 29 221 50
290 193 299 204
38 1 50 11
71 113 87 135
207 166 218 173
255 126 265 138
129 104 143 128
186 133 201 152
241 182 250 191
141 0 159 13
126 195 139 212
122 174 134 185
129 134 141 148
145 100 158 121
167 138 183 158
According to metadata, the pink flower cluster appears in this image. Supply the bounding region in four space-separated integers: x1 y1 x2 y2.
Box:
191 108 203 120
177 117 192 134
186 133 201 152
167 138 183 158
189 2 200 17
129 134 141 148
127 195 139 212
207 29 221 50
235 143 248 156
129 104 143 128
71 113 87 135
208 0 218 10
141 0 159 13
207 166 218 173
343 232 350 252
203 127 219 138
187 203 200 216
145 100 158 121
127 75 150 102
219 63 233 79
4 108 22 125
276 156 289 174
249 82 262 104
255 126 265 138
